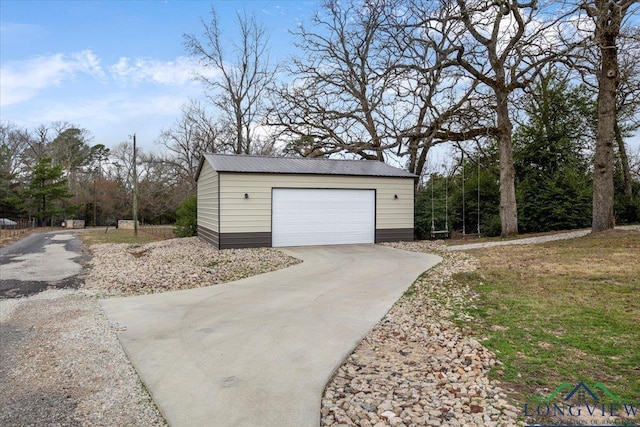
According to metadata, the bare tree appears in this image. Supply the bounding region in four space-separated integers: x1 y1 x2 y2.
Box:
570 22 640 198
580 0 638 231
0 121 32 179
157 100 219 191
389 1 493 177
269 0 482 179
614 27 640 196
184 7 277 155
21 124 52 172
137 152 187 223
270 0 396 161
430 0 579 236
615 27 640 196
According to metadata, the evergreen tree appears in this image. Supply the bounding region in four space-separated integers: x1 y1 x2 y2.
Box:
513 72 594 233
448 147 501 237
24 157 72 226
415 146 502 238
415 174 449 239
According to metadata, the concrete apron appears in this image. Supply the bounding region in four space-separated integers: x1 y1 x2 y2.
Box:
100 244 441 427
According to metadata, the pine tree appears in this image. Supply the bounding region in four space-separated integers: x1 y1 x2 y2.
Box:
24 157 72 226
514 73 594 233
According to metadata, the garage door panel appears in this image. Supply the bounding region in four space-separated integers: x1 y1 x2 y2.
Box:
272 189 375 247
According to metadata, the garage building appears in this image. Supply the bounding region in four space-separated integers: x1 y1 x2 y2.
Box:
195 154 416 249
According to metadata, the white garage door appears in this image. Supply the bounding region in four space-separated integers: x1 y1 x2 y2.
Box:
272 188 375 247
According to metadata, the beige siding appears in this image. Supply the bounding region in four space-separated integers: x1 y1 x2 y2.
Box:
197 161 219 233
219 173 413 233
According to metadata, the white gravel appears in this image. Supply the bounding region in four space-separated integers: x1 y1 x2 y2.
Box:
82 237 300 295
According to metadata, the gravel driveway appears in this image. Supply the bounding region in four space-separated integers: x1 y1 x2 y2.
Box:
0 290 166 426
0 237 299 426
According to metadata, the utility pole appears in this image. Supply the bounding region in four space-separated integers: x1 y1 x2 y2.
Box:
132 134 138 237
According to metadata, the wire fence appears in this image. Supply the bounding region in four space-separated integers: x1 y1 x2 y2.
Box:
0 218 35 240
139 224 176 240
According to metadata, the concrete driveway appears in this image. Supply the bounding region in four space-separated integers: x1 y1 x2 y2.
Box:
100 244 441 427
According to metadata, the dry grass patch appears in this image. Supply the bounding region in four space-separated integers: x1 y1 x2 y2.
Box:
0 227 52 248
80 228 162 245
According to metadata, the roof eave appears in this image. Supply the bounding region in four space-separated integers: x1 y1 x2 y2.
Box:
194 155 208 182
213 170 417 179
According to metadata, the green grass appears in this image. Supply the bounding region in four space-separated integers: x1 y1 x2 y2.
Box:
456 229 640 423
80 228 161 245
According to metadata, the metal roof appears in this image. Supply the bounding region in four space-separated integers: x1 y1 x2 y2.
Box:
200 154 416 179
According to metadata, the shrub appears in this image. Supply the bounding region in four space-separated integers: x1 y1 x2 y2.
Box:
174 195 197 237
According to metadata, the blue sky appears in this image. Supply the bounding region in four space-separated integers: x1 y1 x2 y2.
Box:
0 0 316 151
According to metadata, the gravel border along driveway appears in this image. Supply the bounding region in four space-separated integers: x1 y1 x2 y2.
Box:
321 241 520 427
0 289 166 426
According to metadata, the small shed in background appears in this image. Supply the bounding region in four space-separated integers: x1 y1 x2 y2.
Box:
65 219 85 229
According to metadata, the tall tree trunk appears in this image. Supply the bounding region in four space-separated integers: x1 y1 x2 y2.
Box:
615 122 633 196
592 24 619 232
496 90 518 237
236 111 243 154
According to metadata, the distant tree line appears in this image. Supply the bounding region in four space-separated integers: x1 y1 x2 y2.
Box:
2 0 639 235
0 122 187 226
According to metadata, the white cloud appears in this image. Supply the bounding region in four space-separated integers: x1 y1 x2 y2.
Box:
0 49 220 150
0 50 105 107
109 56 220 85
30 93 187 125
7 84 208 147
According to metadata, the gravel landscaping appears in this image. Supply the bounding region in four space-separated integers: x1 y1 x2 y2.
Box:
320 241 521 427
82 236 300 295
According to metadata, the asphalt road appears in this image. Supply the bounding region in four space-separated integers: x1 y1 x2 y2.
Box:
0 231 88 299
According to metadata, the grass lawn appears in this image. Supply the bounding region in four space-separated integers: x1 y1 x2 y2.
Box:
455 229 640 424
80 228 163 245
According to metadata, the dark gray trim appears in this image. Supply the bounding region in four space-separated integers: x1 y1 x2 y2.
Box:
219 232 271 249
375 228 414 243
194 156 206 182
198 225 219 249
